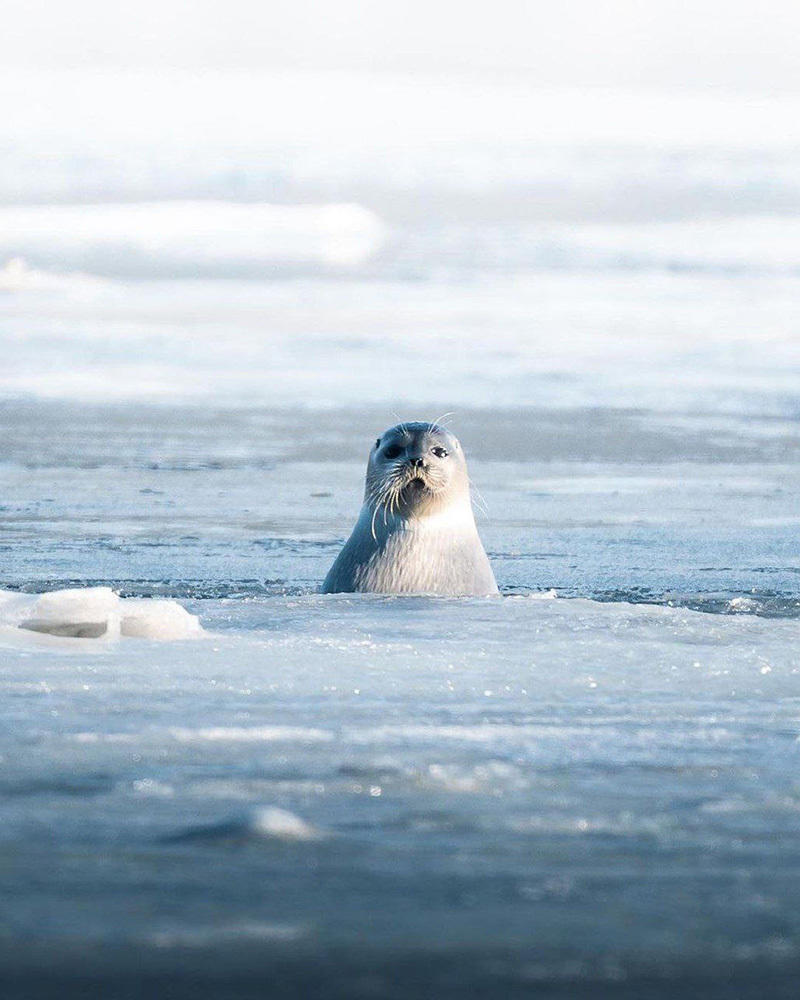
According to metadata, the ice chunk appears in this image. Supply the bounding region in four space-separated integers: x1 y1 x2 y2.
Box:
0 202 385 276
20 587 120 638
6 587 202 641
249 807 322 842
164 807 322 845
120 599 202 640
0 256 107 295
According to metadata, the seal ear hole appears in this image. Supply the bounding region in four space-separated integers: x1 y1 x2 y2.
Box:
375 438 380 449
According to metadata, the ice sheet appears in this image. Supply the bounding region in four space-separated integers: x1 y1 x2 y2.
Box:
1 593 799 994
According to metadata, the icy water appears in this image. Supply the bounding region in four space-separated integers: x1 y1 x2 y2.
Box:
2 71 800 997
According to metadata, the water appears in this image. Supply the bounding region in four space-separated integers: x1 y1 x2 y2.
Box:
1 69 800 997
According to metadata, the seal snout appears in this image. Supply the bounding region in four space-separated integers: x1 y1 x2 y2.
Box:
407 457 430 484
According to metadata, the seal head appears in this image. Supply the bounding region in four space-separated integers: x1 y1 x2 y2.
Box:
322 422 498 596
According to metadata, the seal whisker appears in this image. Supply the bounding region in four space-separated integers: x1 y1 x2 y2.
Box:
370 493 381 541
382 485 391 526
429 411 455 431
469 478 490 517
387 480 399 522
368 479 391 541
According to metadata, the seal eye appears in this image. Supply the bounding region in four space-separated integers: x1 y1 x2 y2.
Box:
383 444 402 460
431 446 448 458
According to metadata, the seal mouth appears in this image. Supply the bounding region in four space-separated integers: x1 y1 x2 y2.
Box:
399 476 431 504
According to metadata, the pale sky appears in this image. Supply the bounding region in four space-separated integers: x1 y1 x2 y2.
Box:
3 0 800 92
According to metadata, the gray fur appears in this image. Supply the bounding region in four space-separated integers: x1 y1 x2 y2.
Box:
322 422 498 596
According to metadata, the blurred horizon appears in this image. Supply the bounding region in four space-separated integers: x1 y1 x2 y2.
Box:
4 0 800 94
1 0 799 411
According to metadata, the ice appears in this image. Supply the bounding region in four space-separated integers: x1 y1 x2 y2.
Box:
166 726 335 743
0 256 109 295
1 592 799 993
119 598 203 640
2 271 799 412
247 807 321 842
165 806 322 844
146 921 306 948
0 201 384 277
2 587 202 641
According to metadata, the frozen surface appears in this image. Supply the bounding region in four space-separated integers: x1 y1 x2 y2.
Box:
1 68 800 996
2 594 800 996
2 403 799 996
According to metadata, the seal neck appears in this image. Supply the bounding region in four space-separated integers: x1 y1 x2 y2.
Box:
363 494 476 536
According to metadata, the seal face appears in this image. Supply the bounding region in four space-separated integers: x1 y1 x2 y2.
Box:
322 422 498 596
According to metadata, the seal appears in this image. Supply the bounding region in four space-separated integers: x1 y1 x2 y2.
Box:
322 422 498 596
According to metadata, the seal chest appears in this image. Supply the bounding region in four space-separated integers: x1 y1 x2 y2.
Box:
322 422 498 596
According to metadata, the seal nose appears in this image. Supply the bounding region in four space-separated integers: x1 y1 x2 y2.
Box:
411 457 426 470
